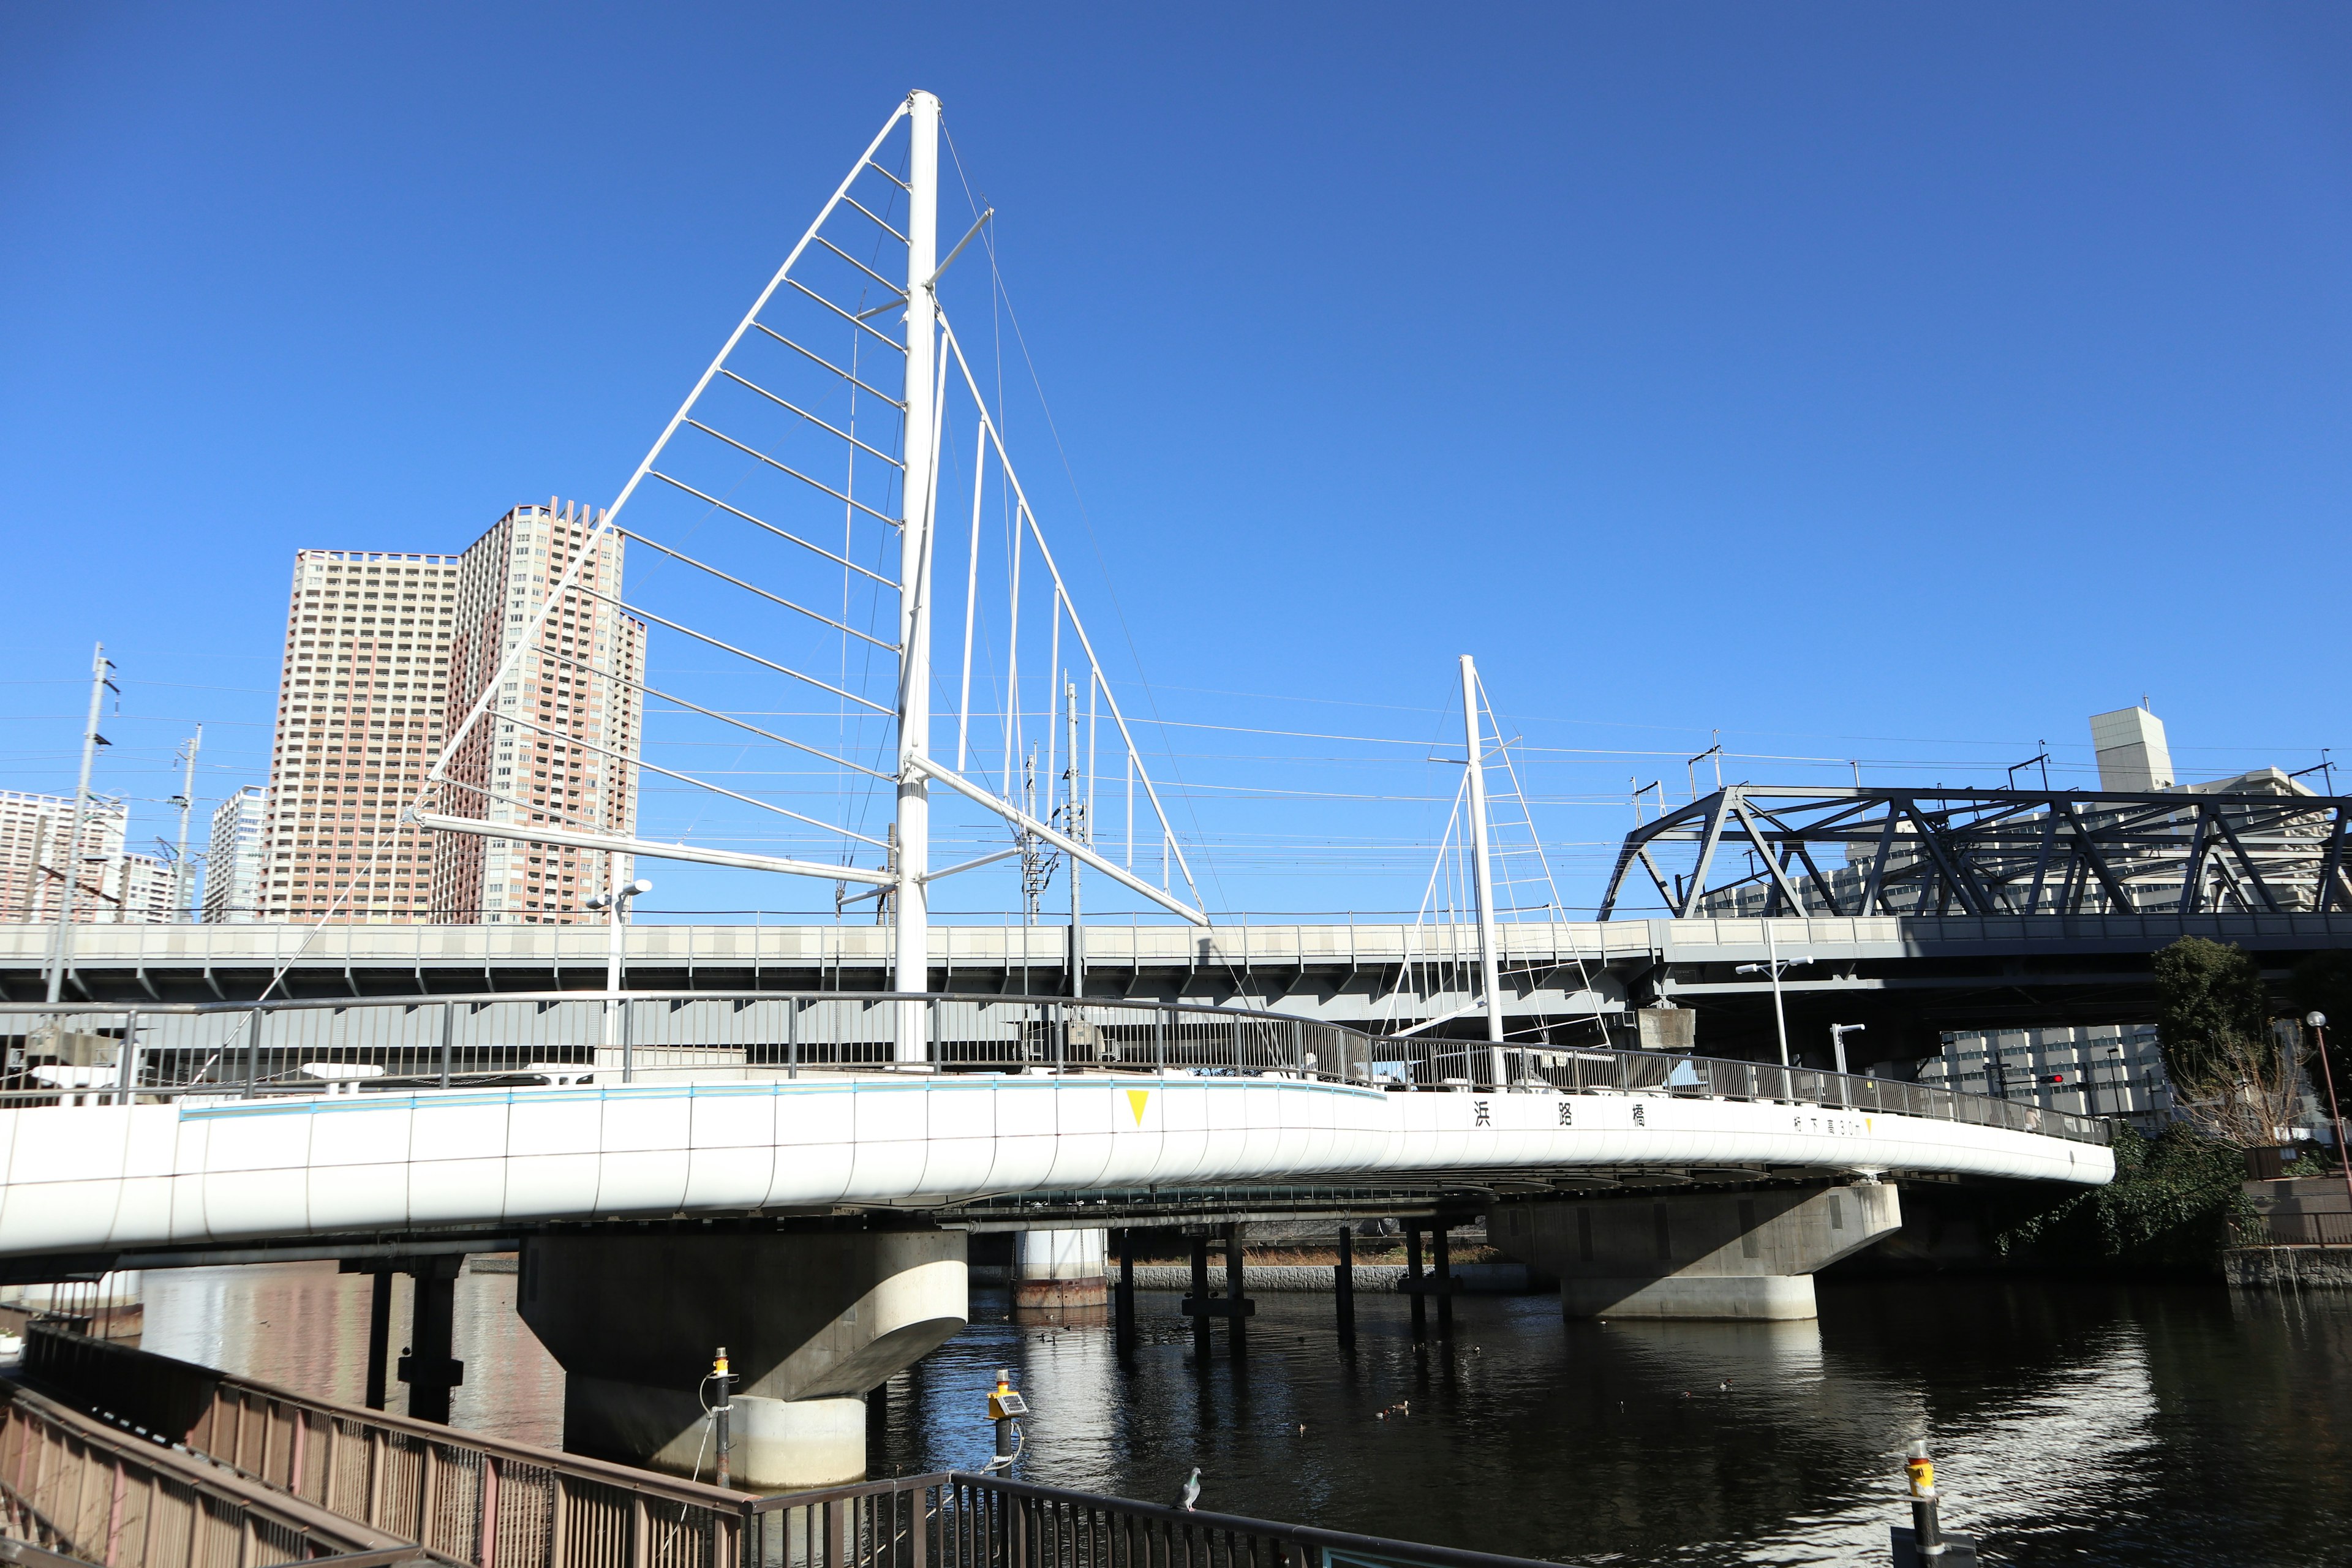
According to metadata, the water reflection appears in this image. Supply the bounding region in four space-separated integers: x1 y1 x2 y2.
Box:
140 1267 2352 1567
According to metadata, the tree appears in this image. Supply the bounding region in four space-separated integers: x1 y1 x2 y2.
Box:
2152 936 2290 1145
2152 936 2271 1093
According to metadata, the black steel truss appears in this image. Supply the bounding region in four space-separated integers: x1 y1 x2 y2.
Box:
1597 785 2352 921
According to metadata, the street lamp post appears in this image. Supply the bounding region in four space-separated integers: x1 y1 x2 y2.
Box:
2305 1012 2352 1222
1829 1023 1866 1077
1735 927 1813 1069
587 876 653 1080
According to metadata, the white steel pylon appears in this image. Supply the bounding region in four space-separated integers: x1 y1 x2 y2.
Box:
1377 657 1608 1070
415 91 1207 1058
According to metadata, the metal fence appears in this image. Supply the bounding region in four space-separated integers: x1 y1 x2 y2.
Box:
0 990 2105 1147
23 1327 743 1568
737 1471 1561 1568
1 1369 433 1568
25 1327 1557 1568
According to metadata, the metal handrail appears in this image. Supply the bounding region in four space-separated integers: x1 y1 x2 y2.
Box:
0 1372 440 1568
23 1325 744 1568
24 1327 1562 1568
0 988 2108 1145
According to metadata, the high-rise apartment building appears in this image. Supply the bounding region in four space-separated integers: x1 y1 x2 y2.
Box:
258 502 644 925
430 501 645 925
261 551 462 921
203 786 268 923
110 854 176 924
0 791 178 925
0 791 130 924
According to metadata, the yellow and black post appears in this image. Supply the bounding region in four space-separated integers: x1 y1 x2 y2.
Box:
988 1367 1028 1471
1891 1440 1977 1564
712 1347 733 1490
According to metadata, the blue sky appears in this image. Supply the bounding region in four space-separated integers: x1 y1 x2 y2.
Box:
4 4 2350 921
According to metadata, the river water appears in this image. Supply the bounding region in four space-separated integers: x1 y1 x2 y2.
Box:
139 1266 2352 1567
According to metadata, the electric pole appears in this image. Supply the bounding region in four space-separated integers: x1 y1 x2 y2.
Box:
46 644 116 1004
171 726 203 922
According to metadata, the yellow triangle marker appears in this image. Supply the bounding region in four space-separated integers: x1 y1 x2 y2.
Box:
1126 1088 1151 1126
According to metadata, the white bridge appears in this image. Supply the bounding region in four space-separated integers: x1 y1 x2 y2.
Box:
0 987 2110 1488
0 1061 2108 1260
0 989 2108 1264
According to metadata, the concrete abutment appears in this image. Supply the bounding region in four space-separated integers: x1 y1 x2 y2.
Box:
1488 1183 1902 1320
518 1230 967 1490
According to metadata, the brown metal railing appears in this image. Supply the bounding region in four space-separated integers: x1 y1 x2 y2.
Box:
28 1330 1553 1568
0 1374 432 1568
24 1328 744 1568
737 1472 1558 1568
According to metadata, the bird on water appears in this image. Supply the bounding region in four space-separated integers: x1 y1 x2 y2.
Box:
1177 1468 1202 1512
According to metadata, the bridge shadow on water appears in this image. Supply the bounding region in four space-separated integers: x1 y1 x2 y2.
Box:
141 1265 2352 1567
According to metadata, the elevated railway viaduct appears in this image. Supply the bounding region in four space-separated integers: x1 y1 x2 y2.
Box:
7 910 2350 1065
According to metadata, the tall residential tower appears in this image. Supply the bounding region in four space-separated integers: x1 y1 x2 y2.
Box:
202 786 268 922
428 502 645 925
261 551 461 921
259 503 644 924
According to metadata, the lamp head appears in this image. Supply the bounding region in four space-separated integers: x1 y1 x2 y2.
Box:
2308 1011 2329 1030
584 893 612 911
627 879 654 897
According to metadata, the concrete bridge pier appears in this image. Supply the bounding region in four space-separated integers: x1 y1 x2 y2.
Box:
1012 1228 1108 1324
518 1229 967 1490
1488 1182 1901 1321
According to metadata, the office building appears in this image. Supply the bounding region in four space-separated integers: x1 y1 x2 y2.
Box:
203 786 268 923
1917 1023 2175 1127
429 500 646 925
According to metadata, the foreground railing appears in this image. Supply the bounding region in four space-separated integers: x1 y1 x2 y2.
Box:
23 1327 744 1568
0 1371 435 1568
25 1327 1552 1568
0 989 2106 1145
739 1470 1559 1568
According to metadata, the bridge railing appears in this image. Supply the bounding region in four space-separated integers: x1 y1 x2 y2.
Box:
22 1324 744 1568
21 1325 1559 1568
0 990 2105 1145
1 1365 438 1568
738 1469 1562 1568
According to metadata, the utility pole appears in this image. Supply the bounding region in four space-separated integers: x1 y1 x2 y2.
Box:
892 88 941 1060
171 726 202 921
46 644 115 1005
1460 655 1506 1087
1066 677 1085 1000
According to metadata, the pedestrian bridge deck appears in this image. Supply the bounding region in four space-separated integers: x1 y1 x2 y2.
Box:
0 992 2107 1270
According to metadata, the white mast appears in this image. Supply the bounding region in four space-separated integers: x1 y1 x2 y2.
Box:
1066 677 1084 998
1460 655 1506 1084
894 89 941 1057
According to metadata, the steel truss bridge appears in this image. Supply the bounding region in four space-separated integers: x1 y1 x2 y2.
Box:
1601 784 2352 921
